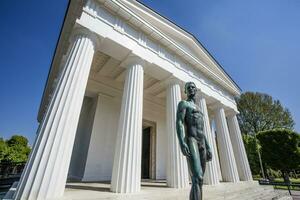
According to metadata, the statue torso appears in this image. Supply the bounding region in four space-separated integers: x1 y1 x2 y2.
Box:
183 100 205 144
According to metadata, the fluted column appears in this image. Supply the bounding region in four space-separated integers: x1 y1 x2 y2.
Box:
166 80 189 188
227 113 253 181
14 30 96 200
214 106 239 183
211 121 223 181
111 56 144 193
199 96 219 185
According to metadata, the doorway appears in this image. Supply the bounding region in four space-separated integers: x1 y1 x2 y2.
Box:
141 120 156 179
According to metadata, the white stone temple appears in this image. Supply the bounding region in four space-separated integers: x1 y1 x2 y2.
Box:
13 0 254 199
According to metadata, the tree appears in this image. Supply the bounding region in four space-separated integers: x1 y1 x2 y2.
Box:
236 92 294 135
0 138 8 161
7 135 29 147
242 134 261 175
257 129 300 174
0 135 31 163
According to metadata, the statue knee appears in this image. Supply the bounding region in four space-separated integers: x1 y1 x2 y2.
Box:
192 175 203 185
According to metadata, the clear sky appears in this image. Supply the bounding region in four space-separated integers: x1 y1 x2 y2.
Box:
0 0 299 144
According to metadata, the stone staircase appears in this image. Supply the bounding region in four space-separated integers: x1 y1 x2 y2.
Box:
4 181 292 200
62 181 292 200
203 181 291 200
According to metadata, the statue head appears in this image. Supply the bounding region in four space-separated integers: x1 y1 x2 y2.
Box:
184 82 197 98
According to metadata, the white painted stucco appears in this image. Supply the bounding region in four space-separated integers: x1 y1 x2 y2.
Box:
71 93 168 181
13 0 253 199
83 95 121 181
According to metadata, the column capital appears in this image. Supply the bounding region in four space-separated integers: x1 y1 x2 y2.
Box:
196 90 207 100
121 54 146 68
71 27 100 50
209 101 224 111
226 109 240 117
164 76 184 87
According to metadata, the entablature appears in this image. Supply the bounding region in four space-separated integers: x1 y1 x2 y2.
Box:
77 0 238 111
94 0 241 96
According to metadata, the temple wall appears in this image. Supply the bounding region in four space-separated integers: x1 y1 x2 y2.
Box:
69 94 168 181
68 96 97 180
82 95 121 181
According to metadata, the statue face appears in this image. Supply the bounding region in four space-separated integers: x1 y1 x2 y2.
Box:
185 82 197 97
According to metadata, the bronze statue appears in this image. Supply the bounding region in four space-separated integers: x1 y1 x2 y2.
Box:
176 82 212 200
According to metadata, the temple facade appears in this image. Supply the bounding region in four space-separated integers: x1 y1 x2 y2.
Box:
14 0 252 199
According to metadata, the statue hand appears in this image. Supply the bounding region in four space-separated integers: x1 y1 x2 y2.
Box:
181 143 191 157
206 150 212 161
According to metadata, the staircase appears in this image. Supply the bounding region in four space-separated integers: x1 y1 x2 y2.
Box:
4 180 292 200
203 181 292 200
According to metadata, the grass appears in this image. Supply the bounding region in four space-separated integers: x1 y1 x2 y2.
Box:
272 178 300 191
254 177 300 191
273 178 300 184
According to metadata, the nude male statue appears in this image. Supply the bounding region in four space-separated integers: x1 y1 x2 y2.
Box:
176 82 212 200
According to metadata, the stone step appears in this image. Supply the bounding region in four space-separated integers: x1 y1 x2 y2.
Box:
60 181 293 200
4 181 292 200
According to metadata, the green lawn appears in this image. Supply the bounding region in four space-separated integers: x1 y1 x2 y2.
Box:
254 177 300 191
273 178 300 183
272 178 300 191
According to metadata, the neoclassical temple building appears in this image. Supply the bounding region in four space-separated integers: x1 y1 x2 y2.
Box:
14 0 252 199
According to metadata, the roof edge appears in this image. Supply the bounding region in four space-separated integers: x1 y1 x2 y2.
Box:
37 0 84 122
133 0 242 93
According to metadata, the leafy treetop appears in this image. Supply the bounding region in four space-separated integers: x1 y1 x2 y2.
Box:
236 92 294 135
0 135 31 163
257 129 300 172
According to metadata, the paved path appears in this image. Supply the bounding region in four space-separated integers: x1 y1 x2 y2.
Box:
291 190 300 200
62 181 291 200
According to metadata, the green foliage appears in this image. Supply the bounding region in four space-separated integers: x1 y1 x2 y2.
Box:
266 168 282 178
0 135 31 163
236 92 294 135
0 138 8 161
243 134 261 175
257 129 300 172
7 135 29 147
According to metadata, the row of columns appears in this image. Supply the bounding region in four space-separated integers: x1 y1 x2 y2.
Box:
111 74 253 192
14 32 97 200
14 30 252 199
164 82 252 188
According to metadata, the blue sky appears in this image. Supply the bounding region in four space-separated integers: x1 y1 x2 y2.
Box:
0 0 299 144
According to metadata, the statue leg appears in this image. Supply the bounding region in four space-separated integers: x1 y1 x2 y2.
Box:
199 144 206 175
187 137 204 200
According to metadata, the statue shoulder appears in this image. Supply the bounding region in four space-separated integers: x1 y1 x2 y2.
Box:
178 100 188 108
177 100 188 111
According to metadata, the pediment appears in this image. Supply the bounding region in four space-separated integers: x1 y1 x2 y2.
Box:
119 0 241 95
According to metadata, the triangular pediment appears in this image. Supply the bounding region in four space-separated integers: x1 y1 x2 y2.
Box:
119 0 241 95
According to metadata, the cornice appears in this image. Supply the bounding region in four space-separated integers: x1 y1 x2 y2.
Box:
116 0 241 94
71 27 101 50
94 0 240 96
37 0 85 122
83 1 237 106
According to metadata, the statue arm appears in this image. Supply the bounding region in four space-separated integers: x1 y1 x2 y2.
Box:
201 114 212 161
205 136 211 152
176 101 190 157
205 136 212 161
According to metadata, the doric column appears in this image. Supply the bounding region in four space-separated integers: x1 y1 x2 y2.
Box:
166 80 189 188
199 96 219 185
111 56 144 193
214 106 239 182
210 118 223 181
14 30 97 200
227 112 253 181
